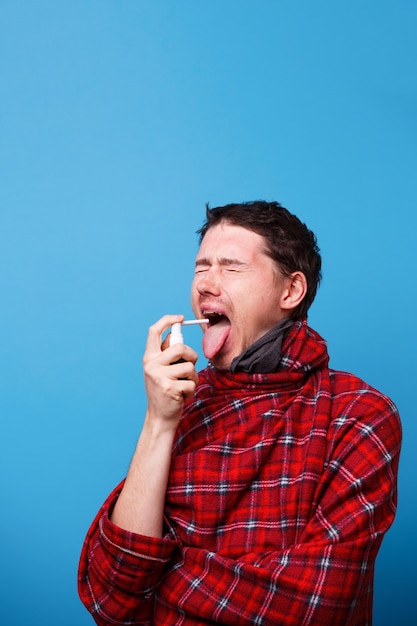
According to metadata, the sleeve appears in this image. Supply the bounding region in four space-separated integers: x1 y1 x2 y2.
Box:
77 481 179 626
154 394 402 625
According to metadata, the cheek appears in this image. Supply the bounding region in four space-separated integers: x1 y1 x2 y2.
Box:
190 284 199 310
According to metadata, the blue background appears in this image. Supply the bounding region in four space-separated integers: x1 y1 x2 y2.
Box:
1 2 415 625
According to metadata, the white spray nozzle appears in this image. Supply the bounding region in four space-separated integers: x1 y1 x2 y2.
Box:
169 319 209 346
182 319 209 326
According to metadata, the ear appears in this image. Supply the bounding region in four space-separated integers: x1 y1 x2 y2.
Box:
280 271 307 313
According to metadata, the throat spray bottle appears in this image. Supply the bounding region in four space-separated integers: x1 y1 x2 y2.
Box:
169 319 209 364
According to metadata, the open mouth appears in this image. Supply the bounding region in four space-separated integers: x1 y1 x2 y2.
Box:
202 311 231 360
204 311 229 326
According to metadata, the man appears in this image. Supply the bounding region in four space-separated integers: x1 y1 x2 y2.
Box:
78 201 401 625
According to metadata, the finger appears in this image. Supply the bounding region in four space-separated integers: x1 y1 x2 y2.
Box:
169 359 199 382
175 378 198 400
145 314 184 355
161 334 171 351
165 345 199 366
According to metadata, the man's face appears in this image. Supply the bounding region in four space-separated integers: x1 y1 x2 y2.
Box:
191 222 292 370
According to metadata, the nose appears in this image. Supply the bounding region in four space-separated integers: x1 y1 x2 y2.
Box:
194 267 221 296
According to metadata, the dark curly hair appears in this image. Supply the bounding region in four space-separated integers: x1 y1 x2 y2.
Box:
197 200 322 320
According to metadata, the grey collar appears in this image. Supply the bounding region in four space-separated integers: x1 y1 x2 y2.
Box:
230 318 294 374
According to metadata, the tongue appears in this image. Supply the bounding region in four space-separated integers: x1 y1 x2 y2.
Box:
202 320 231 360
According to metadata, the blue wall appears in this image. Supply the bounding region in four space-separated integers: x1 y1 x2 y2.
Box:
1 2 415 624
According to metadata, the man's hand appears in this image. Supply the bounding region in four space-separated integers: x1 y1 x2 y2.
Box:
143 314 199 430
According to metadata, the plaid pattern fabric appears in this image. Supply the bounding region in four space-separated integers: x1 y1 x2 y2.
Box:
78 321 401 625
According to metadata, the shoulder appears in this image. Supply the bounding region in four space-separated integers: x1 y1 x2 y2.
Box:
328 369 401 447
329 369 397 410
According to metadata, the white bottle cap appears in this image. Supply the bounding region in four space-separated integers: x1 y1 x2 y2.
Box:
169 322 184 346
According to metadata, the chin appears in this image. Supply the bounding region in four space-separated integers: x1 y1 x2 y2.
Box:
210 354 233 371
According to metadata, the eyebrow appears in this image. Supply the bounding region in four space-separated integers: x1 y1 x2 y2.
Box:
195 256 248 267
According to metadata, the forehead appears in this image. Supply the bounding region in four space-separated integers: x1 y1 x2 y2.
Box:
197 223 267 259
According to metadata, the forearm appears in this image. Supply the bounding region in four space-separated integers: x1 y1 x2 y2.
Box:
158 537 380 626
111 412 176 538
110 314 199 537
